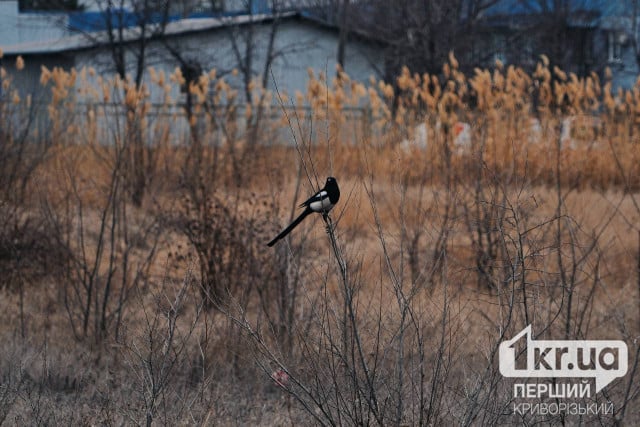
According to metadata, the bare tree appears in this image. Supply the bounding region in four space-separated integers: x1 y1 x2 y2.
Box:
88 0 203 206
93 0 167 87
223 0 287 149
302 0 351 71
347 0 500 79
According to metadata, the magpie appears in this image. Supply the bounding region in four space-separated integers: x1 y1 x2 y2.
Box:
267 177 340 247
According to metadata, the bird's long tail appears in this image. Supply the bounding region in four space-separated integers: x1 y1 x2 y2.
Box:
267 208 312 247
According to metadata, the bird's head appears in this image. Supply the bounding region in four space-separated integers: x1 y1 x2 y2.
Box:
325 177 340 202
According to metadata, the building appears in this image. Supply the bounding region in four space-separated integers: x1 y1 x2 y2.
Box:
0 2 384 105
1 0 639 103
0 0 71 46
472 0 640 88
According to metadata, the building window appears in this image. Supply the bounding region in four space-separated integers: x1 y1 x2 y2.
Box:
607 31 623 63
209 0 225 13
492 33 507 64
18 0 85 12
519 36 534 65
583 31 594 64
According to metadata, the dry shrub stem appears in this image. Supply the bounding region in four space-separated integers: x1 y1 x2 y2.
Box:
2 55 640 423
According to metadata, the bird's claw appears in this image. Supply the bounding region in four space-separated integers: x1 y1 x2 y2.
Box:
324 214 333 234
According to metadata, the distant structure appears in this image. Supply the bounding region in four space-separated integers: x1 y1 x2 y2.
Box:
0 0 71 46
0 0 384 103
1 0 639 100
470 0 640 88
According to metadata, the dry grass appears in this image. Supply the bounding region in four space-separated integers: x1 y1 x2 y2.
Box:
1 53 640 424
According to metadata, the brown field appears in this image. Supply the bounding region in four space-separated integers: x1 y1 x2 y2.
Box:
1 54 640 424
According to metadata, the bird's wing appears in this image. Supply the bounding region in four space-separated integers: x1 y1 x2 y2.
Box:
299 190 328 208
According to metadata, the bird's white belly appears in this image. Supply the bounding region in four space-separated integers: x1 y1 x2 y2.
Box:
310 197 333 213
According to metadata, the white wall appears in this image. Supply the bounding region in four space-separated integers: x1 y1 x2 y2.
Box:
268 20 382 95
0 1 69 46
73 18 384 103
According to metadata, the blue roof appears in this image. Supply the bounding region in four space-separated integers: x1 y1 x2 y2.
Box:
484 0 629 17
66 0 631 34
67 9 251 32
476 0 633 29
67 0 272 33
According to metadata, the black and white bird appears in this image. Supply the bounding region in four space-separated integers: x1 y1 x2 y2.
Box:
267 177 340 247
